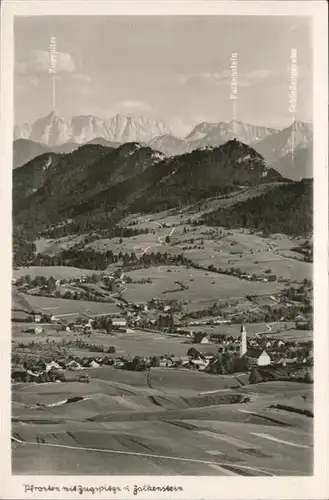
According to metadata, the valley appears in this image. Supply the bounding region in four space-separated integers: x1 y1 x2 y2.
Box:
11 121 313 476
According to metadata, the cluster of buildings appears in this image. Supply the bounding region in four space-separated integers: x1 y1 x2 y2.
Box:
230 325 313 367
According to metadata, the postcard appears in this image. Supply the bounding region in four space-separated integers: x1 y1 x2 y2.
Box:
0 1 328 499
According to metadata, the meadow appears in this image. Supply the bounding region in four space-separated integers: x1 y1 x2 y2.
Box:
35 235 83 255
12 326 218 358
12 373 313 476
14 266 103 280
122 265 285 307
11 206 313 476
14 293 121 317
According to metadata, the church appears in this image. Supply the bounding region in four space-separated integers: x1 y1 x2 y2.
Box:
239 324 271 366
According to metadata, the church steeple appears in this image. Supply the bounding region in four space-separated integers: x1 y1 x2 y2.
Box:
240 323 247 357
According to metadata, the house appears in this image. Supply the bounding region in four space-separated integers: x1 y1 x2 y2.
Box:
114 360 125 368
277 357 287 367
66 360 82 370
203 351 216 359
307 348 314 358
169 356 182 366
46 361 61 373
200 336 210 344
191 359 209 371
159 359 173 368
241 274 252 280
243 348 271 366
180 356 190 366
34 326 43 334
278 357 297 365
34 314 42 323
89 360 100 368
112 318 127 327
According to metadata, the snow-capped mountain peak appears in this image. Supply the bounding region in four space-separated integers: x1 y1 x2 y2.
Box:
14 112 172 147
184 120 278 150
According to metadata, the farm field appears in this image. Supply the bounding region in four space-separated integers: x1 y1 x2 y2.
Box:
87 231 171 256
12 208 313 476
12 376 313 475
12 326 218 358
33 220 310 284
181 245 310 282
181 321 295 336
15 323 312 355
13 293 121 318
179 325 312 342
272 329 313 341
14 266 104 280
122 266 285 306
34 235 83 255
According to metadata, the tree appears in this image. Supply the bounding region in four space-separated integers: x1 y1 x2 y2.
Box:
91 273 98 284
249 366 262 384
165 235 171 244
304 371 313 383
193 332 206 344
131 356 147 371
103 318 113 334
187 347 200 359
47 276 56 292
208 358 224 374
150 355 160 368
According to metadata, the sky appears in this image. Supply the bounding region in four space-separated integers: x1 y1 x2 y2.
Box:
14 15 313 137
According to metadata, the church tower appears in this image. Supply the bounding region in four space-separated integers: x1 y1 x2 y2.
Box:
240 324 247 357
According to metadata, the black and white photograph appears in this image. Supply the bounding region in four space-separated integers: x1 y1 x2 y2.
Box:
1 1 328 499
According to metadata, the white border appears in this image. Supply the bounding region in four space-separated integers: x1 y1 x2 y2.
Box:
1 2 328 499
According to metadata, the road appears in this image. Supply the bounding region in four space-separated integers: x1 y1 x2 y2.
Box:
11 436 273 476
135 217 176 256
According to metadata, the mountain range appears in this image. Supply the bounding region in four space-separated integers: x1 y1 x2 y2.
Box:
13 139 284 234
13 132 313 252
14 112 171 147
14 113 313 180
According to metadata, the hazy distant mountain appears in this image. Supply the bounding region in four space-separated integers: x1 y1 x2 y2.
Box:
14 112 172 147
253 121 313 164
14 123 31 140
146 120 278 157
86 137 121 148
147 134 186 156
13 139 47 170
185 120 277 150
271 147 313 181
13 139 79 169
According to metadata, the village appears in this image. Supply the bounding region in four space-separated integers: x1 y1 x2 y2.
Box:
12 310 313 386
11 258 314 389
